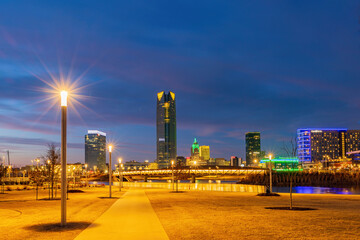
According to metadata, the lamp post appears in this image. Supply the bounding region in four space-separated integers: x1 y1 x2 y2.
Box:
60 90 68 226
171 160 174 190
84 164 88 187
269 154 272 193
118 158 122 192
108 145 112 198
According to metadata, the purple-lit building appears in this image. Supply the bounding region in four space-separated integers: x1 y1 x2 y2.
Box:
297 128 360 163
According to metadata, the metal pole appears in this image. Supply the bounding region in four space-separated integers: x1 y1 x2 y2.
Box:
109 152 112 198
120 165 123 188
269 160 272 193
61 104 67 226
118 166 121 192
172 164 174 190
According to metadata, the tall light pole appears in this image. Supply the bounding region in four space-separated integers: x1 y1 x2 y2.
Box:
171 160 174 190
60 90 68 226
118 158 122 192
84 164 88 187
269 154 272 193
108 145 112 198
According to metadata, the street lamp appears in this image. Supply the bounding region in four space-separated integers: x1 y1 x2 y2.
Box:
269 154 272 193
84 164 88 187
118 158 122 192
171 160 175 190
60 90 68 226
108 145 112 198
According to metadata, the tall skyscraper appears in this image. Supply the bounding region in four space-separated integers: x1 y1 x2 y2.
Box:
245 132 261 166
85 130 107 171
297 128 360 163
156 91 176 169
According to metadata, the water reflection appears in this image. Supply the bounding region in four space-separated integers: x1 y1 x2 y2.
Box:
88 181 360 195
122 182 264 193
273 186 360 195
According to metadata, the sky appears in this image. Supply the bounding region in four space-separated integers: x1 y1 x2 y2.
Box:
0 1 359 166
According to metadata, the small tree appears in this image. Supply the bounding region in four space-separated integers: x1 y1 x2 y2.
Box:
281 136 298 210
42 144 60 199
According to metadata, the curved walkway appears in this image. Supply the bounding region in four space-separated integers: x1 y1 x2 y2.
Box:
75 189 169 240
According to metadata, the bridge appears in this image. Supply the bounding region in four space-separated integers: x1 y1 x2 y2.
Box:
116 168 267 181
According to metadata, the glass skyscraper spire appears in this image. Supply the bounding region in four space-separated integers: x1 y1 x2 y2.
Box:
156 91 176 169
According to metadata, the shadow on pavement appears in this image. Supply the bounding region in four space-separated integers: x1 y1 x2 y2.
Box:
265 207 317 211
24 222 96 232
98 197 120 199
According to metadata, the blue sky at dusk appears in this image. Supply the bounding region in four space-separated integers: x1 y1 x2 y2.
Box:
0 1 359 166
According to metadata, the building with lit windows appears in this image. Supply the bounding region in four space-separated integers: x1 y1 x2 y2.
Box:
199 145 210 161
297 128 360 163
156 91 176 169
245 132 261 166
85 130 107 171
230 156 239 167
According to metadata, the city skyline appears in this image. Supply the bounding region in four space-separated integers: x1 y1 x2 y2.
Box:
0 1 360 166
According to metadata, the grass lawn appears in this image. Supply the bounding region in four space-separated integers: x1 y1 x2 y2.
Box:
0 186 124 240
146 189 360 240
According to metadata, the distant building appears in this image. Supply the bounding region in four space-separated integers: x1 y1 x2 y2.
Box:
230 156 239 167
260 157 301 172
156 91 176 169
191 138 200 156
246 132 261 166
85 130 106 171
297 128 360 163
199 145 210 161
215 158 229 166
189 138 207 166
124 160 149 170
176 156 186 166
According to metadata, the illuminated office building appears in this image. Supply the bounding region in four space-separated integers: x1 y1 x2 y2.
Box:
156 91 176 169
230 156 239 167
245 132 261 166
297 128 360 163
199 145 210 161
191 138 200 156
85 130 107 171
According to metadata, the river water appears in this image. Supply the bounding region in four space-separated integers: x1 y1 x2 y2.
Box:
88 180 360 195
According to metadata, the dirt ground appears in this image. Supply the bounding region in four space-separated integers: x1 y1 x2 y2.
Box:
0 186 123 240
146 189 360 240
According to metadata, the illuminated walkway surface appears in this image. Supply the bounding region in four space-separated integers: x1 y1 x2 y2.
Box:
75 189 169 240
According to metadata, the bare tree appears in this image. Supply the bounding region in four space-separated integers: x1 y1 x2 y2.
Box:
42 144 60 199
281 136 298 158
281 136 299 209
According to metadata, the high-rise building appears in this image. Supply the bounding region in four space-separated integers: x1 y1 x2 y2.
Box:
245 132 261 166
199 145 210 161
156 91 176 169
85 130 106 171
297 128 360 163
191 138 200 157
230 156 239 167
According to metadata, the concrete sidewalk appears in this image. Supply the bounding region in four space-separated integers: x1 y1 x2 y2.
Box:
75 189 169 240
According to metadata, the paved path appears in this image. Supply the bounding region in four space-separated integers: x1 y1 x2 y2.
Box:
75 189 169 240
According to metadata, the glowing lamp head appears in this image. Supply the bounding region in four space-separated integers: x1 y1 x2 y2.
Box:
61 91 68 107
118 158 122 163
171 160 174 165
109 145 112 153
269 154 272 160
